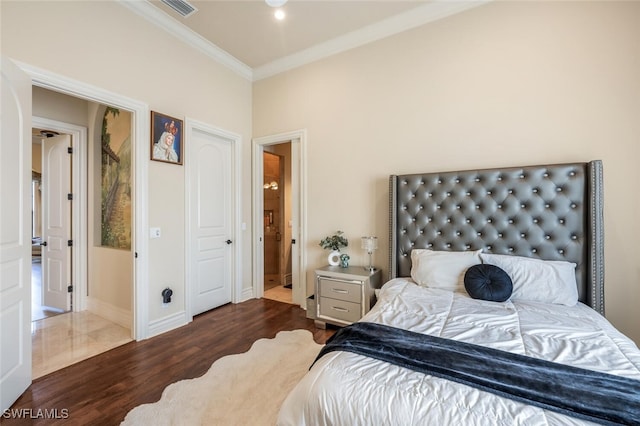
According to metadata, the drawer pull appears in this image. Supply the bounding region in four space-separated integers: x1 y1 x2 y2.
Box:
331 288 349 294
332 306 349 312
319 276 364 285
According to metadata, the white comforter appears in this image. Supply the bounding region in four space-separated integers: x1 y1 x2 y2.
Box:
278 278 640 426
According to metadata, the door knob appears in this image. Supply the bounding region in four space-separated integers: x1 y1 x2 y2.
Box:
41 241 48 247
226 239 232 244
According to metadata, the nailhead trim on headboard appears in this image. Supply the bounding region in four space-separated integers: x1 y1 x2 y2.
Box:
389 161 605 312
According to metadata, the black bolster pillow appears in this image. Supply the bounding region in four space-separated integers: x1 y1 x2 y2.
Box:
464 264 513 302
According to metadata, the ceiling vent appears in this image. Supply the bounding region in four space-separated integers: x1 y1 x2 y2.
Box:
160 0 198 18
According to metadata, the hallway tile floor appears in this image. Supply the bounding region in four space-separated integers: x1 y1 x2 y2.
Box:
32 311 132 379
264 285 293 304
263 274 293 304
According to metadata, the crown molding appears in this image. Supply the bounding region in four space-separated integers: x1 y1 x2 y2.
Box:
253 0 490 81
117 0 253 81
118 0 489 83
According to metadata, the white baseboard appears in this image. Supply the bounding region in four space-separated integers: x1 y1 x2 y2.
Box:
241 287 254 302
86 297 132 329
147 311 189 338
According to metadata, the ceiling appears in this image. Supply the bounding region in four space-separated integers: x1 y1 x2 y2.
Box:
124 0 487 80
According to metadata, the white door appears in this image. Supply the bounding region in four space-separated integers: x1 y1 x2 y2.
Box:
189 128 233 315
1 56 32 411
41 134 71 311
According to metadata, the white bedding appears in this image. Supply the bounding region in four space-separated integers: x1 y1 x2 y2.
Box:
278 278 640 426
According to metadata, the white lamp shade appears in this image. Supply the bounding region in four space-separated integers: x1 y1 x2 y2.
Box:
361 236 378 251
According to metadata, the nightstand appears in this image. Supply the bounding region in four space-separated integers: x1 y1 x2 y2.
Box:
314 265 383 329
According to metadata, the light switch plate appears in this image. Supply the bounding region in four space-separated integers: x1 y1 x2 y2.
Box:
150 227 161 238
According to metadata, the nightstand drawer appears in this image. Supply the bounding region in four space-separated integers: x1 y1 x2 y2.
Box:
314 266 382 329
318 297 361 324
317 277 362 303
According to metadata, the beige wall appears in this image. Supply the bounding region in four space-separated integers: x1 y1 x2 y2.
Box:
2 1 253 328
253 1 640 343
33 86 88 127
32 143 42 174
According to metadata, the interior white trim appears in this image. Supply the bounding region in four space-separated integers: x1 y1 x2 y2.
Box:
117 0 253 81
31 117 87 314
147 310 188 338
252 129 308 307
16 61 150 340
117 0 488 82
184 117 243 321
253 0 490 80
86 297 132 330
241 287 254 302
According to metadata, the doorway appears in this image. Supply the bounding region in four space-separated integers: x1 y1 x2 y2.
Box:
24 64 150 343
31 129 69 321
31 105 133 378
31 114 87 318
1 60 148 411
252 130 307 308
262 149 292 304
30 98 135 376
32 102 136 329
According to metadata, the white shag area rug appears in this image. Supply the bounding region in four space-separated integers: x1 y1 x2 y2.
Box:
121 330 322 426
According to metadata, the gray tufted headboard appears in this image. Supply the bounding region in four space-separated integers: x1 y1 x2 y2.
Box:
389 161 604 314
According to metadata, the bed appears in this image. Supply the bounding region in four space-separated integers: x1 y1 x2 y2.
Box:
278 160 640 425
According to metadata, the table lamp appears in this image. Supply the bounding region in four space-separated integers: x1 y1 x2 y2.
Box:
361 236 378 273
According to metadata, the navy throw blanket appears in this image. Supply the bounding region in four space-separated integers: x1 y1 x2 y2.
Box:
313 322 640 426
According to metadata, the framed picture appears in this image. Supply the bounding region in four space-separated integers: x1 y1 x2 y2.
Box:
150 111 183 165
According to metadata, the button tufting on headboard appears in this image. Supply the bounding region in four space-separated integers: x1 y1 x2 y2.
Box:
389 161 605 314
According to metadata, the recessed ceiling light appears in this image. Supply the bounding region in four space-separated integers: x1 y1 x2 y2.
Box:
266 0 287 7
274 9 286 20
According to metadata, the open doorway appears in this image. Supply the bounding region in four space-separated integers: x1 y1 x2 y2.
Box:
262 147 292 304
30 89 135 378
253 130 307 308
2 62 149 408
31 129 69 321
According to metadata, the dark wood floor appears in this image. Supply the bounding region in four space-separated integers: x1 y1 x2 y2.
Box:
4 299 335 426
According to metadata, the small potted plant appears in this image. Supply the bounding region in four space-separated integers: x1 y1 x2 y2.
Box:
319 231 348 266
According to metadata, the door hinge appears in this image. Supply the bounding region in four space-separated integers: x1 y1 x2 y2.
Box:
67 147 73 154
135 252 138 258
67 193 73 200
67 285 73 293
292 239 296 244
67 239 73 247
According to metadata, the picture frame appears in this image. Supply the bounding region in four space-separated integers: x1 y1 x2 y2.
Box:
150 111 183 165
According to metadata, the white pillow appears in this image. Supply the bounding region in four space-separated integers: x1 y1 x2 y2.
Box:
411 249 481 292
479 253 578 306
